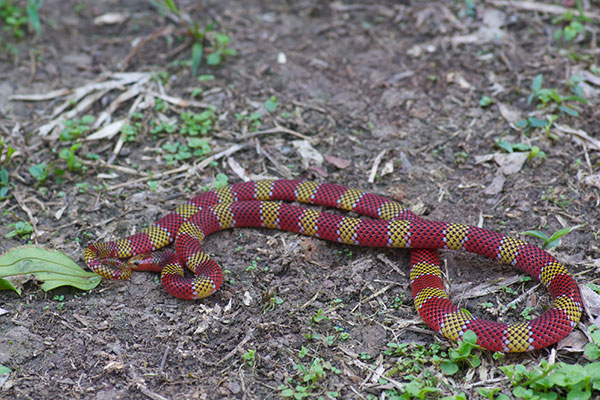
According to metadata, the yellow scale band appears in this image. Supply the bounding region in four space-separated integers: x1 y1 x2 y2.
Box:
261 202 281 229
499 237 526 264
409 261 442 282
440 311 474 341
300 208 320 236
539 261 569 286
379 202 407 219
389 220 410 248
143 225 171 249
552 295 583 323
115 238 134 257
444 223 469 250
255 180 275 200
212 203 234 229
338 188 363 211
413 287 448 309
338 217 360 245
506 322 532 352
175 202 202 219
214 186 235 203
296 181 320 203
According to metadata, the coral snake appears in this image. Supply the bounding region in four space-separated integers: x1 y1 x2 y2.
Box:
85 180 583 352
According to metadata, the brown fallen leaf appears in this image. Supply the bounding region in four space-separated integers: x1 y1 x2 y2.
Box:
324 154 351 169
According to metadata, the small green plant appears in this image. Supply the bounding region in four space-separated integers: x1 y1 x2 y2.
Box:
242 349 256 366
584 325 600 361
201 173 229 191
5 220 34 239
160 1 236 75
527 74 588 117
205 32 236 66
234 112 262 131
29 162 49 185
264 95 279 112
278 356 341 399
501 359 600 399
59 115 94 141
58 143 84 172
120 121 141 142
180 110 216 136
53 294 65 310
552 1 589 45
311 309 329 324
523 224 584 249
0 138 15 199
440 330 481 375
479 95 494 107
495 138 547 161
150 119 177 136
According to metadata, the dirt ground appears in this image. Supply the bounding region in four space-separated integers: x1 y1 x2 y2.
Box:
1 0 599 399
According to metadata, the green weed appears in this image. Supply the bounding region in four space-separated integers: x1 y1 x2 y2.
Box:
180 110 216 136
5 220 34 239
523 224 584 249
440 330 481 375
279 355 341 399
0 138 15 199
526 74 587 117
59 115 94 141
501 359 600 399
552 0 589 45
159 1 235 75
29 163 49 185
242 349 256 366
495 138 546 161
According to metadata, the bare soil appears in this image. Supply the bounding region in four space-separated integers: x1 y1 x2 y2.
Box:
1 1 599 399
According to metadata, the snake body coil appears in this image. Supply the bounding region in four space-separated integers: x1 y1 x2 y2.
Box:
85 180 582 352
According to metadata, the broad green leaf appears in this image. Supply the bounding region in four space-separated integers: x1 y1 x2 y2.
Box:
441 360 458 375
0 365 11 375
547 224 585 242
0 246 101 292
531 74 544 92
191 42 203 76
523 230 550 241
0 278 20 295
558 105 578 117
206 51 221 66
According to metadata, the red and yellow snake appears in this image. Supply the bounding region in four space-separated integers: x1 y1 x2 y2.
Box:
85 180 583 352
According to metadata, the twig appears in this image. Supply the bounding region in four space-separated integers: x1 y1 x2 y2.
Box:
237 122 315 142
490 0 600 20
368 149 387 183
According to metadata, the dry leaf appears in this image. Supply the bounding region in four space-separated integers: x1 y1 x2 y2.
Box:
292 140 324 169
324 154 351 169
483 174 505 195
494 152 528 175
